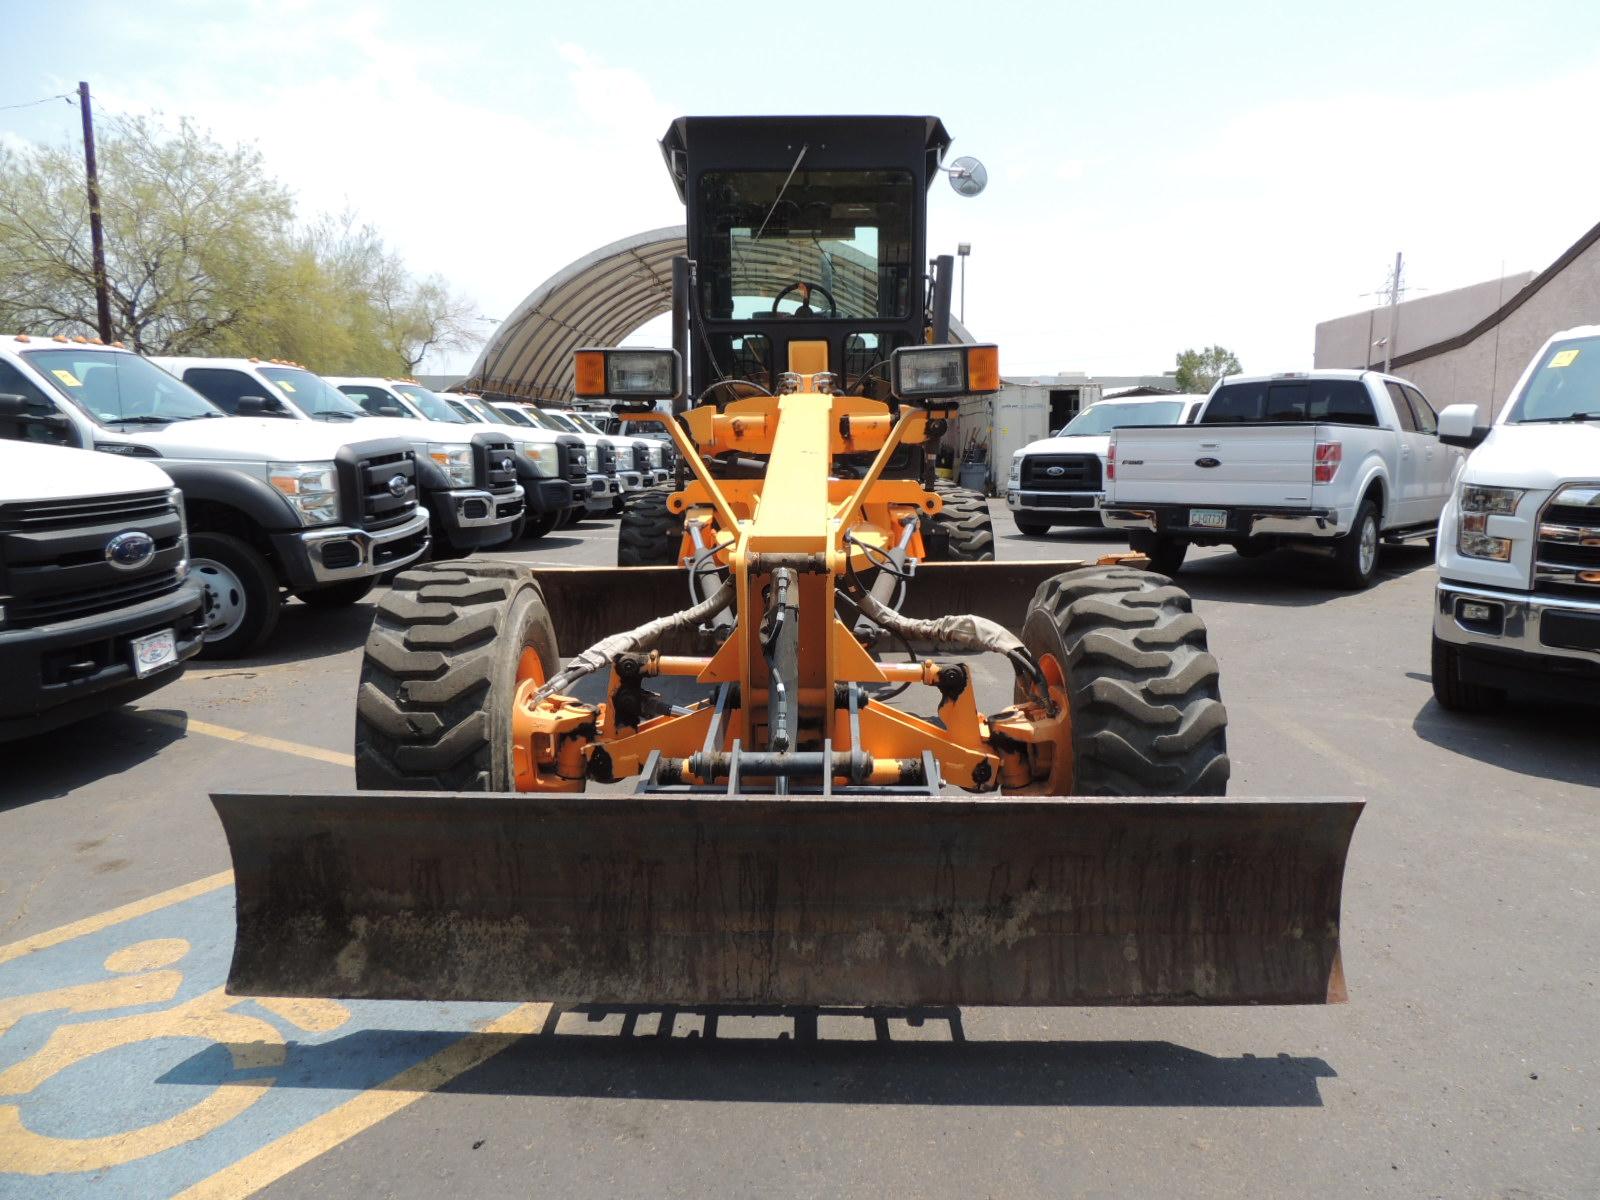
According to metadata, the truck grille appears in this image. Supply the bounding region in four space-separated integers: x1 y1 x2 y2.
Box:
351 449 418 532
473 439 520 495
558 437 588 484
597 443 617 475
1535 484 1600 599
1021 454 1101 492
0 490 186 629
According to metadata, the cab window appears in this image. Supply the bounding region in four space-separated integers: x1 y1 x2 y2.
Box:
0 361 76 446
184 367 286 416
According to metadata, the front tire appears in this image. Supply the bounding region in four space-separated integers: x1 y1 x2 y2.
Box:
1013 513 1054 536
189 531 280 659
1431 633 1504 713
1331 499 1380 589
616 485 684 566
355 563 562 790
524 510 560 540
926 482 995 561
1020 566 1228 794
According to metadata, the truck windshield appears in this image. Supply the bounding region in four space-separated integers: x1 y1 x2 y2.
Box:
393 383 465 422
541 411 583 434
1201 379 1378 426
697 169 915 320
563 412 605 435
1504 336 1600 423
23 349 222 426
492 405 535 427
1061 400 1186 435
260 367 368 421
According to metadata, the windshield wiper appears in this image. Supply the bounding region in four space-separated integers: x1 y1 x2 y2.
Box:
1519 412 1600 423
317 411 360 421
106 415 177 425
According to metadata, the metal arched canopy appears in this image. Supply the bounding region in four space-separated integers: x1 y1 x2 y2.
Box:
460 225 974 403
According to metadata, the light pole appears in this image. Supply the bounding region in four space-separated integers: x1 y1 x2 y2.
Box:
957 242 971 326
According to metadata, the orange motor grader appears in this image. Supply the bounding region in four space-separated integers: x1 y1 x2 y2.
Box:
211 116 1360 1010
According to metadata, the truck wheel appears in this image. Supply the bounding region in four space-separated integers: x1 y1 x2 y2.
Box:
355 563 565 791
927 482 995 561
1331 499 1380 589
1013 513 1054 536
189 532 281 659
1430 633 1504 714
1019 565 1228 794
616 485 684 566
297 579 375 608
1129 532 1188 577
524 510 560 540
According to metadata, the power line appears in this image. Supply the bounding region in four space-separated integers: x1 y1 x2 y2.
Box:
0 93 75 112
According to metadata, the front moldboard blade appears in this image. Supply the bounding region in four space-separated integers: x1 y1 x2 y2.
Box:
212 792 1362 1007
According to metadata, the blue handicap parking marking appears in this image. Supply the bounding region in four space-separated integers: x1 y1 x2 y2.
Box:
0 884 520 1196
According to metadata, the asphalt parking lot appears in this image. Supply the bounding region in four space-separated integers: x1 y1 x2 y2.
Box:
2 502 1596 1199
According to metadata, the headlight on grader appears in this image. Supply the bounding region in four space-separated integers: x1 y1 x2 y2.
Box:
574 347 682 405
891 343 1001 402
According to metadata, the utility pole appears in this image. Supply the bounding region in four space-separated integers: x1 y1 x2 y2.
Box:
78 81 113 343
1384 250 1402 375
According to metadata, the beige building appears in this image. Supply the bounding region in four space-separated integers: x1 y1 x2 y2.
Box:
1313 218 1600 420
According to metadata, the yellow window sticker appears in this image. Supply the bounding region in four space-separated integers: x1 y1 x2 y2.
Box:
277 380 296 392
51 368 83 387
1550 348 1581 368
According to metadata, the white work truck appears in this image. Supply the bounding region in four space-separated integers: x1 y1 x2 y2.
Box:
1431 326 1600 710
327 377 587 540
1102 370 1464 587
1005 394 1204 534
0 436 205 739
491 401 621 519
0 337 429 657
154 357 523 556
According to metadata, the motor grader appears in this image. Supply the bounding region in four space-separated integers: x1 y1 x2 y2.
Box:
212 116 1361 1009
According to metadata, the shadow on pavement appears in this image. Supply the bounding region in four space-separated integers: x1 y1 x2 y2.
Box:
0 705 185 811
1412 697 1600 789
230 597 379 668
174 1005 1335 1108
1173 543 1434 608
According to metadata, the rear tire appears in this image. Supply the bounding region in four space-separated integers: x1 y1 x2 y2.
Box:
355 563 560 790
927 482 995 561
1013 513 1054 536
1331 499 1380 589
297 578 374 608
1129 532 1188 577
1431 633 1504 713
1020 566 1229 794
616 484 684 566
189 531 280 659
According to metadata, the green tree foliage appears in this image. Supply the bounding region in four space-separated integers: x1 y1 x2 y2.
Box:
0 116 475 374
1174 345 1242 394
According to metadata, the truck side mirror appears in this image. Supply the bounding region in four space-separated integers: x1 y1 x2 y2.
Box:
0 392 79 447
236 395 286 416
1437 403 1489 449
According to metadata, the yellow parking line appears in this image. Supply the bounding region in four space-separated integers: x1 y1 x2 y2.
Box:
173 1002 552 1200
0 871 233 966
137 711 354 769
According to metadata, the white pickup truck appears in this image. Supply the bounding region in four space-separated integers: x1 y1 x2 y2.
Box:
1102 369 1464 587
1005 394 1204 534
1431 326 1600 711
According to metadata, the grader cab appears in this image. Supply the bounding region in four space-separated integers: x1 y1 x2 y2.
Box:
212 116 1361 1009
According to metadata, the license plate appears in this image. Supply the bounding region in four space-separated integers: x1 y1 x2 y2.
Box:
1188 508 1228 529
131 629 179 678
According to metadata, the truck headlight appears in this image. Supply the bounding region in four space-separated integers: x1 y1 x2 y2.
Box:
268 461 340 526
1009 455 1023 483
1458 484 1525 561
648 444 665 468
521 442 559 475
427 443 474 487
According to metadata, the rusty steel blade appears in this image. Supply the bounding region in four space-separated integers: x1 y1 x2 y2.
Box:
530 561 1106 654
212 792 1362 1007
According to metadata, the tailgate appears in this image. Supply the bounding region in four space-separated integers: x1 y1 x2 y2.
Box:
1111 425 1318 508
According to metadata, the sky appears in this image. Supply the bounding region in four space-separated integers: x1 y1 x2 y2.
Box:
4 0 1600 380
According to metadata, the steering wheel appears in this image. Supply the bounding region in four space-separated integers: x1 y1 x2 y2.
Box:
771 280 838 319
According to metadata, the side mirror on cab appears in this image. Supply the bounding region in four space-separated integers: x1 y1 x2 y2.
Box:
1437 403 1489 449
0 392 79 447
236 395 286 416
